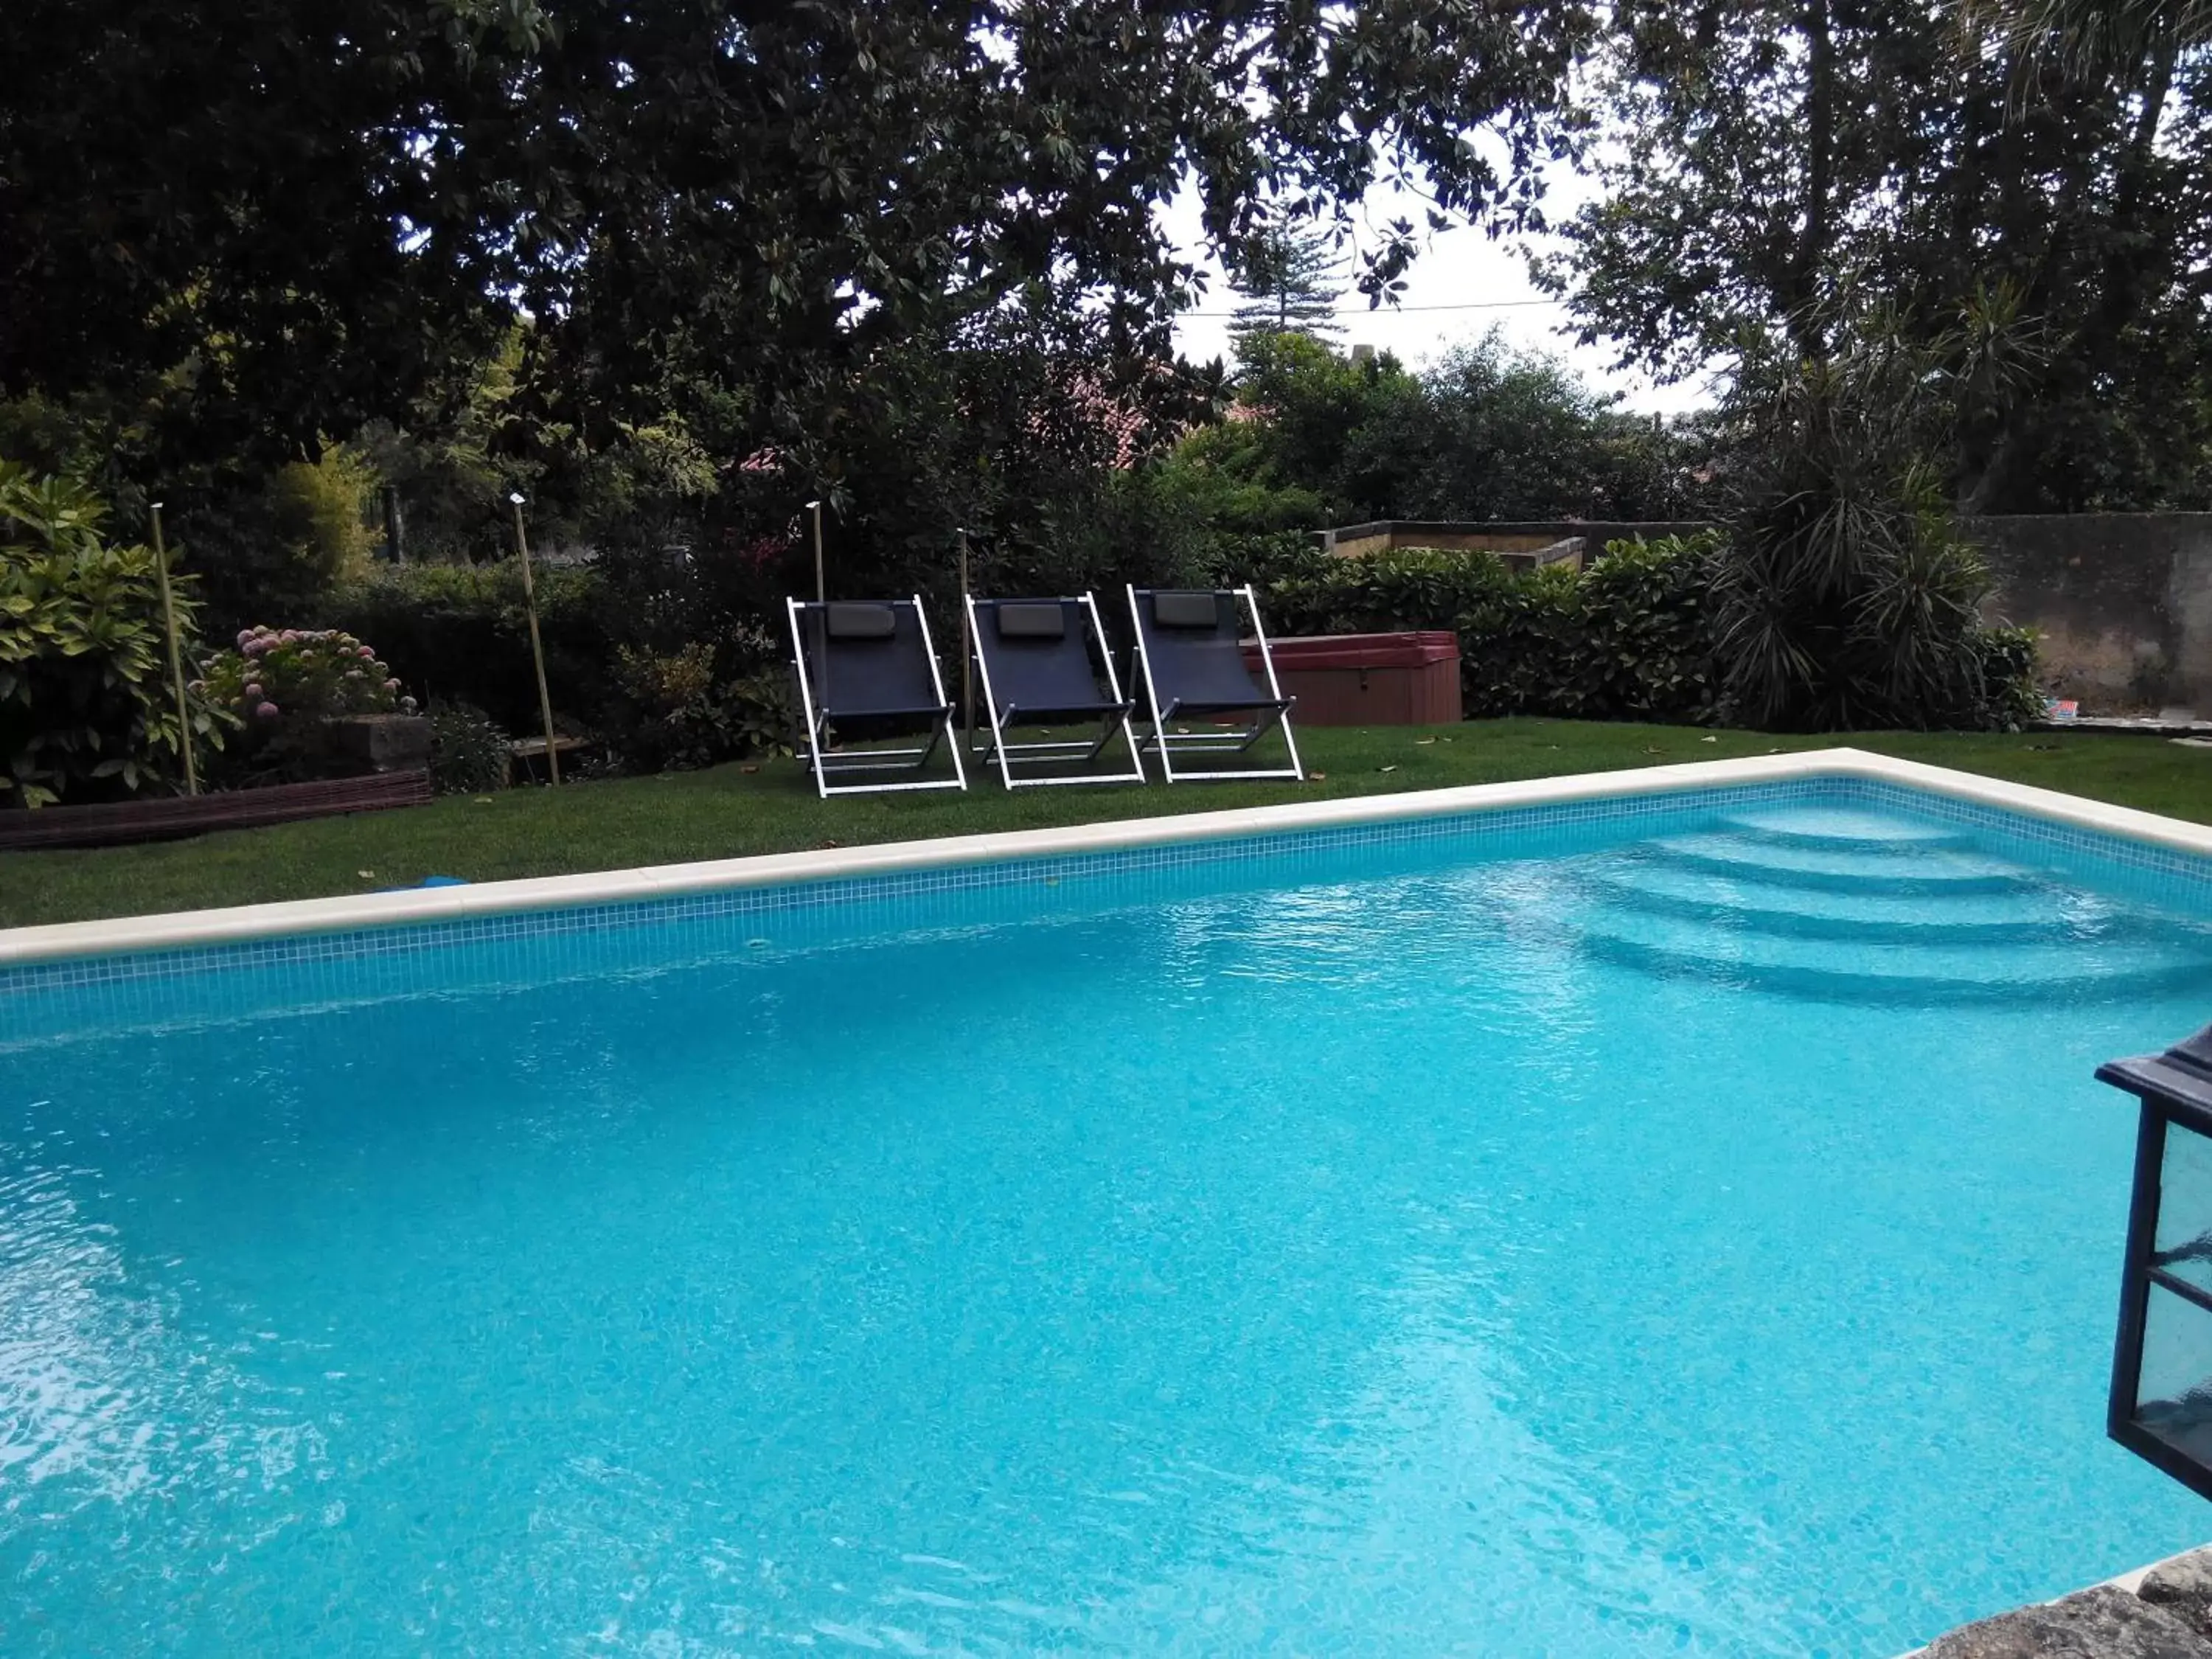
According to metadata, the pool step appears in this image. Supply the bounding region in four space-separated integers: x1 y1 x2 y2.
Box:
1576 902 2212 1004
1576 806 2212 1002
1646 832 2034 895
1715 806 1975 854
1583 860 2107 945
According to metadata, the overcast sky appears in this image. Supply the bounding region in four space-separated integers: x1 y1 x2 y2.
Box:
1161 170 1721 416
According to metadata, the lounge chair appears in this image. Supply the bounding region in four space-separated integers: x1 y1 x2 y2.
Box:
786 596 968 797
1124 585 1304 783
964 594 1144 790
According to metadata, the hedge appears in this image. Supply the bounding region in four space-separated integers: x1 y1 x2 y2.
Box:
1264 535 1720 723
322 563 617 737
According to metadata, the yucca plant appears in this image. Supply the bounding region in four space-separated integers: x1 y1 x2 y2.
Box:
1711 317 2034 731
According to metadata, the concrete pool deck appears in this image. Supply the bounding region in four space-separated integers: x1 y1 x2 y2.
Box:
9 746 2212 969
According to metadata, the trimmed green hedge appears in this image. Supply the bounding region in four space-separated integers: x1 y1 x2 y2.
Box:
1265 535 1720 723
1263 533 2039 730
324 563 616 737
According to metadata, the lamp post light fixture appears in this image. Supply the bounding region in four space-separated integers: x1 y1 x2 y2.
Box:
2098 1023 2212 1499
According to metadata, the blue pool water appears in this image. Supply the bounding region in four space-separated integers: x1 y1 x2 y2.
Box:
4 791 2211 1655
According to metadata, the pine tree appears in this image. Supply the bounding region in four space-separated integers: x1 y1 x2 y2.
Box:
1228 222 1347 348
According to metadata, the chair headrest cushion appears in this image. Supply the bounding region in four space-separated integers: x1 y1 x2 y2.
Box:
824 602 898 640
995 602 1066 641
1151 590 1222 630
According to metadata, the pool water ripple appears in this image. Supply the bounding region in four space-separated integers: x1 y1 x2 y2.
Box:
0 798 2206 1655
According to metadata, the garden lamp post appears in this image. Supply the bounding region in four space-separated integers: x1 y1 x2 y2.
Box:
2099 1022 2212 1500
956 526 973 742
509 493 562 785
808 499 824 605
147 501 198 795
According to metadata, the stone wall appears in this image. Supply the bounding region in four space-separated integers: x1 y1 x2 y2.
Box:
1920 1543 2212 1656
1970 514 2212 714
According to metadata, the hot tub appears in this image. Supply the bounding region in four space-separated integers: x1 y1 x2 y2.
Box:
1242 630 1461 725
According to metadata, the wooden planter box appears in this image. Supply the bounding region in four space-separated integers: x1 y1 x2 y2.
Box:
0 770 434 853
1241 632 1463 726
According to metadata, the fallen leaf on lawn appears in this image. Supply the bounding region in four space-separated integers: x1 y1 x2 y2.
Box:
1413 737 1436 745
1643 746 1663 754
1378 764 1397 773
819 838 841 849
1310 770 1327 780
1700 735 1718 742
741 764 759 774
357 869 375 880
473 796 493 805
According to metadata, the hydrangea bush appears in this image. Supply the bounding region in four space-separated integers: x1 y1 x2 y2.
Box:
198 625 417 726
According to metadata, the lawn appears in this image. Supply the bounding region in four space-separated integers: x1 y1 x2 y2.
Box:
4 718 2210 929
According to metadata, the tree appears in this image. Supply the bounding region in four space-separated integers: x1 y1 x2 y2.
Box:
1546 0 2212 512
1228 222 1349 347
1159 329 1698 535
0 1 1597 490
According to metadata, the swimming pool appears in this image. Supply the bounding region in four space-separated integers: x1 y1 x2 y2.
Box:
4 757 2210 1655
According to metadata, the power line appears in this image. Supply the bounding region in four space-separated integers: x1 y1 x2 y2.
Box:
1178 296 1562 319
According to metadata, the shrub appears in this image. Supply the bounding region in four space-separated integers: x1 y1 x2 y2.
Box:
427 701 512 794
325 561 616 735
1264 536 1717 723
197 625 417 785
602 642 794 772
0 462 227 805
201 625 414 725
1575 533 1720 720
169 447 382 630
1973 624 2045 731
1713 323 2036 731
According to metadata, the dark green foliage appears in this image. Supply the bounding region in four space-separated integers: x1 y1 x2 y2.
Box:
598 645 796 775
1552 0 2212 512
1976 625 2047 730
1264 536 1719 722
1161 330 1704 537
0 462 229 805
1264 527 2037 730
1576 535 1724 719
0 0 1592 519
324 563 616 739
427 703 513 796
1711 333 2035 731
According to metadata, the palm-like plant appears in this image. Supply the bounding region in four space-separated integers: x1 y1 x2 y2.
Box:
1975 0 2212 69
1711 318 2021 731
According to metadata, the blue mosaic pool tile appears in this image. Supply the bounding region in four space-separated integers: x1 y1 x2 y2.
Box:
5 773 2211 1047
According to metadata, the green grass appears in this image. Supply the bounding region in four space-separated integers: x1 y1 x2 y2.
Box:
5 718 2211 928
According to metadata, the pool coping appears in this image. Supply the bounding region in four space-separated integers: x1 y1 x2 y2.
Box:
6 745 2212 970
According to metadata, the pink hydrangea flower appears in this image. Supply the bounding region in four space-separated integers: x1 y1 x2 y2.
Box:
243 683 264 700
254 701 281 720
358 645 375 659
384 678 401 692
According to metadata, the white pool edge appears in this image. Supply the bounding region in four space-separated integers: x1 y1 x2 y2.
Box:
7 745 2212 970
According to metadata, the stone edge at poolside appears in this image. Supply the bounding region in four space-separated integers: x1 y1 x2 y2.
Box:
1919 1545 2212 1657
